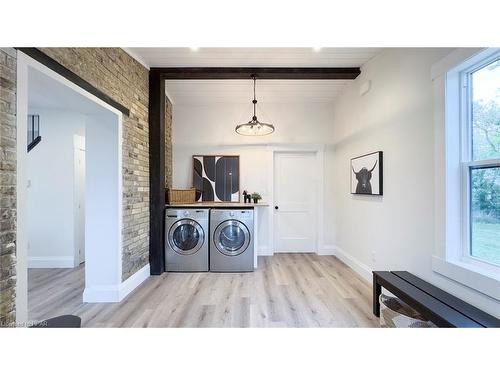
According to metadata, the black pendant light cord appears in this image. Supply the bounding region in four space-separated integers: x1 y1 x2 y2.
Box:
252 74 257 121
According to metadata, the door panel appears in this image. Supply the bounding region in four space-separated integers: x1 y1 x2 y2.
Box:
274 152 317 253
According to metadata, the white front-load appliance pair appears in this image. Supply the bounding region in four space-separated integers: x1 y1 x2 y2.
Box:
165 208 254 272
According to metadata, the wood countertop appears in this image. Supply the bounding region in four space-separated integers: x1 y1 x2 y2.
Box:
166 202 269 208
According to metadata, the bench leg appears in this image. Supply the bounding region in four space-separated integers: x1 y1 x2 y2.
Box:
373 274 381 317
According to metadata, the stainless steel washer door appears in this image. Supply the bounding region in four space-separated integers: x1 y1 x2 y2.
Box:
168 219 204 255
214 220 250 256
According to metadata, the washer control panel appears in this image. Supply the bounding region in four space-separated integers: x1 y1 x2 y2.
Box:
166 209 209 220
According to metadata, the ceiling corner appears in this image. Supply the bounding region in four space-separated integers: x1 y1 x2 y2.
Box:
122 48 150 70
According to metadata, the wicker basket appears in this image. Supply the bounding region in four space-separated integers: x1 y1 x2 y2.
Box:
379 294 436 328
167 188 196 204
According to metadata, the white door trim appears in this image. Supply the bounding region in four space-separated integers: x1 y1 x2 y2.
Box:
73 135 86 267
16 51 124 324
267 144 325 255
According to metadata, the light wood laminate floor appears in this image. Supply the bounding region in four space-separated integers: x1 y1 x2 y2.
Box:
28 254 378 327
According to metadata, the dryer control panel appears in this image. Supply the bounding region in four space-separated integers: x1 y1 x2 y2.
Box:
210 209 254 220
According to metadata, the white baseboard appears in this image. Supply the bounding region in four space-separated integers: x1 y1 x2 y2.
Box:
82 284 121 303
118 263 150 301
83 263 150 303
28 256 75 268
258 246 273 256
258 246 337 256
334 246 372 283
318 245 336 255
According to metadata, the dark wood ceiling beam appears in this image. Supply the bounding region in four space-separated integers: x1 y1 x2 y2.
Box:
152 67 361 80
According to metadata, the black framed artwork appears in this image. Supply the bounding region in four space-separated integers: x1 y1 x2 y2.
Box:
350 151 383 195
193 155 240 202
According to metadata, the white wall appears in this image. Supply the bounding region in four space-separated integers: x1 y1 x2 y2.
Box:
27 108 85 268
172 101 336 253
331 48 499 317
83 111 123 302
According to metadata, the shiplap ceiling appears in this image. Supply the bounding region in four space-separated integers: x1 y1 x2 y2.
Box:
165 79 352 104
126 48 382 104
125 47 382 68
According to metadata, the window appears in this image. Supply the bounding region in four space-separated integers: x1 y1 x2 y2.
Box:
461 52 500 268
432 48 500 300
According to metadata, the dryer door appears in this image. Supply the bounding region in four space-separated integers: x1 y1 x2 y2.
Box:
214 220 250 256
168 219 205 255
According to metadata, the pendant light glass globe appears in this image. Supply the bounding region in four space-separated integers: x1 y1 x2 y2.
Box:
235 120 275 136
235 75 275 136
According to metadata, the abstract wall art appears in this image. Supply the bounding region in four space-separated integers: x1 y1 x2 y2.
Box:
193 155 240 202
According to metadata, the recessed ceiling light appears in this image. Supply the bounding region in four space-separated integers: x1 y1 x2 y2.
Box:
190 47 199 52
313 47 322 52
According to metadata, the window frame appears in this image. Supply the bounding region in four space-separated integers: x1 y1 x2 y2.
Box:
431 48 500 302
459 51 500 272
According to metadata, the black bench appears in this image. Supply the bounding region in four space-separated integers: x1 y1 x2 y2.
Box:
373 271 500 328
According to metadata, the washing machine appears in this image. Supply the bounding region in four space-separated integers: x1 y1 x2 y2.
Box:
165 208 209 272
210 209 254 272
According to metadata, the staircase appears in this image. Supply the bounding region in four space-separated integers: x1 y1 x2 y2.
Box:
27 114 41 152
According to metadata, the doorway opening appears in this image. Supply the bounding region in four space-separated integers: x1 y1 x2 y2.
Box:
16 52 123 324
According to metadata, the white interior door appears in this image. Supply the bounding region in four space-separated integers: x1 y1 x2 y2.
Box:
74 138 86 265
274 151 317 253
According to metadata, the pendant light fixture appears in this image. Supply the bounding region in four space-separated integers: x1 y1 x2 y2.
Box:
235 74 275 136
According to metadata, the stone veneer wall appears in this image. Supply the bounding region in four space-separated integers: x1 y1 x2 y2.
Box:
165 96 173 189
39 48 151 281
0 48 17 326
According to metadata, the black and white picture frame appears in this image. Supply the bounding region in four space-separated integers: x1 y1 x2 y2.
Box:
350 151 383 195
193 155 240 202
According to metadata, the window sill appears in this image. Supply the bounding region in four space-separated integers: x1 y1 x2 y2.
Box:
432 256 500 301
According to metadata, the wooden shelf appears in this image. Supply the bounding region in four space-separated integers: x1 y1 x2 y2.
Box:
166 202 269 208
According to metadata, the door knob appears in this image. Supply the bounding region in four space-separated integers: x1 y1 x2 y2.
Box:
275 206 279 210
